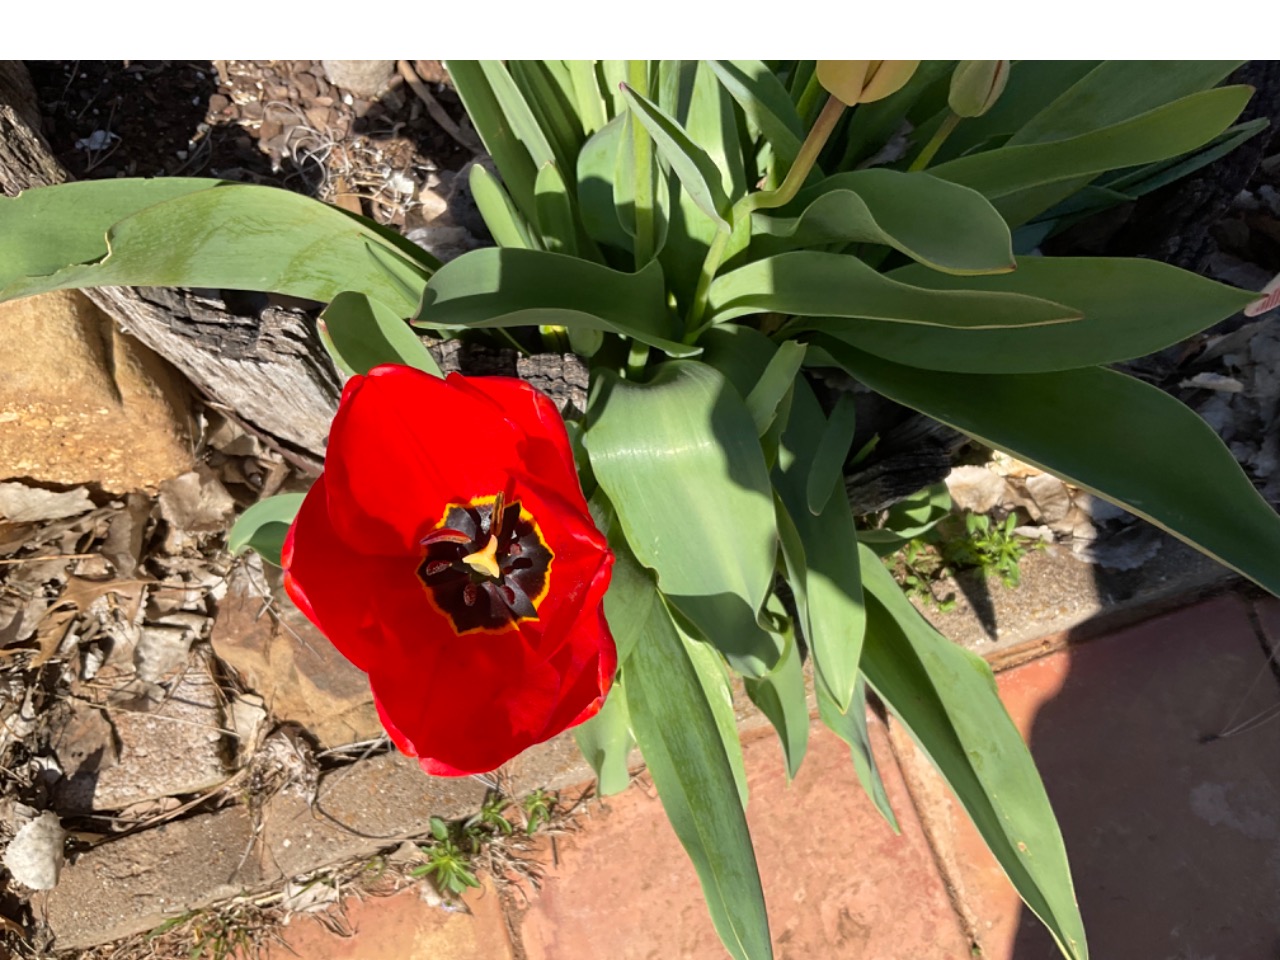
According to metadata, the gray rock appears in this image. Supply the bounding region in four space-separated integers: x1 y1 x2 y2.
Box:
1024 473 1072 525
321 60 396 98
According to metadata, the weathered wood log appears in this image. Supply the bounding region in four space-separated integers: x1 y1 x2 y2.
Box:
0 61 341 468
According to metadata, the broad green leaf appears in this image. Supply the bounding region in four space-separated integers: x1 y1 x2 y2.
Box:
711 251 1080 327
745 341 806 436
626 593 773 960
227 493 306 566
415 248 696 357
445 61 542 224
1101 118 1267 199
815 673 899 833
534 162 578 257
743 614 809 782
859 548 1087 960
585 362 780 676
824 340 1280 600
566 60 608 135
752 171 1014 276
319 292 442 377
0 182 431 316
470 164 539 250
621 83 731 228
931 87 1252 224
0 178 219 282
683 628 750 808
573 676 635 796
1008 60 1243 146
599 61 628 117
614 113 671 256
805 392 857 516
701 325 864 710
830 257 1256 374
707 60 804 173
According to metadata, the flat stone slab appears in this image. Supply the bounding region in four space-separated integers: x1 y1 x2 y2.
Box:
262 751 487 878
46 806 267 951
903 593 1280 958
515 715 971 959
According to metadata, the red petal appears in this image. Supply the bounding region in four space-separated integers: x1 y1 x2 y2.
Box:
282 476 404 672
446 375 587 512
323 367 526 555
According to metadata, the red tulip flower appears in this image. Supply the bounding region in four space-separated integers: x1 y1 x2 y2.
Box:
281 364 617 776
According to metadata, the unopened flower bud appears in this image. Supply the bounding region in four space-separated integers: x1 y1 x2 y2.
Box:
949 60 1010 118
817 60 921 107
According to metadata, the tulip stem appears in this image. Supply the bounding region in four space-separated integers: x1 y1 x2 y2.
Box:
908 112 961 172
625 338 650 379
684 94 846 341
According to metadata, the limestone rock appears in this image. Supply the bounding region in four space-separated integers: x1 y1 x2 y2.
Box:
211 565 382 749
944 465 1008 514
321 60 395 98
1024 473 1073 525
0 290 193 492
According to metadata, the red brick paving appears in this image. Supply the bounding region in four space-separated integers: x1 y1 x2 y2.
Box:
274 591 1280 960
927 593 1280 959
516 716 972 960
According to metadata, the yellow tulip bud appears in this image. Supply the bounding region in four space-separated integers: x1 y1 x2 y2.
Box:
817 60 921 107
948 60 1010 118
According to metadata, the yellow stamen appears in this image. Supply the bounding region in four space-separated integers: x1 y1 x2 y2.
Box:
462 536 502 579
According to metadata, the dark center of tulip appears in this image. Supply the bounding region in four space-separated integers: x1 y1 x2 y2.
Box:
417 492 553 634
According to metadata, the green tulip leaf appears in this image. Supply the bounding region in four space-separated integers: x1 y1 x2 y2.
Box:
445 61 546 224
509 60 584 175
534 162 579 257
711 251 1080 328
577 114 634 254
805 392 857 517
0 181 432 316
753 170 1015 276
824 340 1280 599
742 612 810 782
707 60 804 172
1008 60 1243 146
621 82 731 228
566 60 609 136
683 627 750 808
585 361 780 676
815 672 899 834
319 292 442 378
860 547 1087 960
700 325 865 710
828 257 1256 374
625 591 773 960
470 164 539 250
858 482 953 550
745 340 806 436
227 493 306 566
573 674 635 796
415 248 696 357
931 86 1252 225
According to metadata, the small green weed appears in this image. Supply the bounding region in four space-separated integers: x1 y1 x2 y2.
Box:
886 510 1042 606
411 816 482 896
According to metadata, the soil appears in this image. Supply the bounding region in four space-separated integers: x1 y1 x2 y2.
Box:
26 60 473 229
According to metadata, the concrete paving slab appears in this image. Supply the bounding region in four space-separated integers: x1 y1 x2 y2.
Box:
260 878 514 960
903 593 1280 959
516 715 972 960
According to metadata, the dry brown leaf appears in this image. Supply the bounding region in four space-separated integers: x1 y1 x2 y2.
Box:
30 606 76 667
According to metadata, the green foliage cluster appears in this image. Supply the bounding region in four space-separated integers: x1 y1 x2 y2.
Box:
4 60 1277 960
